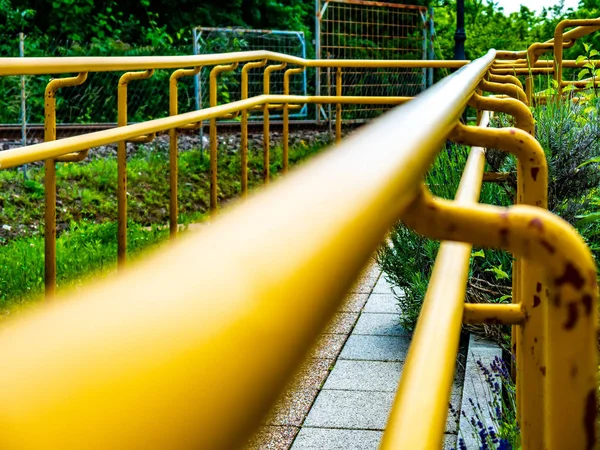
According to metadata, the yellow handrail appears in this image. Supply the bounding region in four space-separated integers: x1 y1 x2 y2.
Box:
0 50 498 449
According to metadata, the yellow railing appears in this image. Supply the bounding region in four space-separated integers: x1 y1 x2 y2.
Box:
0 17 597 450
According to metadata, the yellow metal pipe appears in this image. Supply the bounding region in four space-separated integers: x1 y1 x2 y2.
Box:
467 92 534 135
336 67 342 143
555 19 600 95
479 78 528 105
169 67 200 237
487 73 524 90
117 69 154 267
451 124 549 448
0 52 469 76
482 172 510 182
263 62 287 185
1 95 414 170
209 62 238 212
283 67 305 175
463 303 525 325
241 60 267 195
43 71 88 299
402 190 597 450
381 112 489 450
0 50 497 450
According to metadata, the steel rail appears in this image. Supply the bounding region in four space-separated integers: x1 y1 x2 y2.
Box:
0 94 413 170
0 52 468 76
0 50 496 450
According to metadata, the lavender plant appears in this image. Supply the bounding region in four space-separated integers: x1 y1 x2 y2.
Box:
452 357 519 450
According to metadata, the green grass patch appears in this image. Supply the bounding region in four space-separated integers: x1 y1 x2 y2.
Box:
0 138 327 312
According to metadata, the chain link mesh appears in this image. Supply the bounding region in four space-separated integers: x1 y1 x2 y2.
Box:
318 0 429 122
195 27 308 120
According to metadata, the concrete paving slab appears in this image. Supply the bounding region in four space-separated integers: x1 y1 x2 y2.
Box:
324 312 360 335
339 334 411 362
312 334 348 360
363 294 401 314
372 276 396 294
349 274 379 294
291 428 383 450
459 335 502 449
322 360 403 392
443 433 458 449
339 293 370 312
303 390 395 430
245 426 299 450
353 312 411 336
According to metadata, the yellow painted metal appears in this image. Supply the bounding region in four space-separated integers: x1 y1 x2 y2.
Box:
169 67 201 236
402 190 597 450
479 78 528 105
43 71 88 299
241 60 267 194
0 53 468 76
283 67 305 175
117 69 154 266
0 50 498 450
451 123 549 449
487 73 524 89
463 303 525 325
336 67 342 143
467 92 534 135
555 19 600 94
482 172 510 182
380 111 489 450
0 95 414 170
263 62 287 185
209 62 238 212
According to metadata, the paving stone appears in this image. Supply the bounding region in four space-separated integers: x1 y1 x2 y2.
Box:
459 335 502 449
266 387 319 426
349 274 379 294
245 426 299 450
353 312 411 336
323 360 403 392
371 276 396 294
339 334 411 362
443 432 458 450
312 333 347 360
339 293 369 312
303 390 395 430
324 312 359 335
291 428 383 450
363 294 401 314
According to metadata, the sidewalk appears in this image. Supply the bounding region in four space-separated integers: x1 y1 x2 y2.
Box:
245 263 465 449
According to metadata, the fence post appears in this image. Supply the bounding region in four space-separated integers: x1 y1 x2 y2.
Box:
428 8 435 88
19 32 27 180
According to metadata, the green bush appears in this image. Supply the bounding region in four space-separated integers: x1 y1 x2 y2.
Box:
377 95 600 336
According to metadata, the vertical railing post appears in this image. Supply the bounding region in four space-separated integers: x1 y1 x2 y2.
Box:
283 67 306 174
209 63 238 212
43 72 88 298
241 60 267 195
116 69 154 265
19 32 27 180
263 62 287 185
168 67 200 236
335 66 342 143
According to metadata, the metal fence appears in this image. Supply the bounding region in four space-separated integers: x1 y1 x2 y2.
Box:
316 0 433 122
193 27 308 119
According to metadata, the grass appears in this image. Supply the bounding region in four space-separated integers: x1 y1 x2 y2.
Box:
0 137 327 313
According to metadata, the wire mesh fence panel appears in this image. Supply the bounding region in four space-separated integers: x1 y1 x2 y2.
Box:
317 0 429 123
0 36 192 145
194 27 308 120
